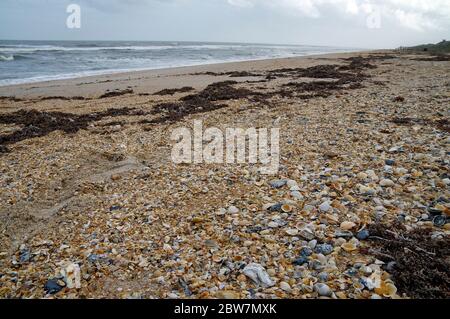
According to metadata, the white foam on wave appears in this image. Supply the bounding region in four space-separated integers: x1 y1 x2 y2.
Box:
0 44 256 54
0 52 312 87
0 54 14 61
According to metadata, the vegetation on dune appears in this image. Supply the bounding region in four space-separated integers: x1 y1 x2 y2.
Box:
401 40 450 53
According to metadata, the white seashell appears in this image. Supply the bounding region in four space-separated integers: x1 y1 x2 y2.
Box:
61 262 81 289
285 228 299 236
243 263 274 288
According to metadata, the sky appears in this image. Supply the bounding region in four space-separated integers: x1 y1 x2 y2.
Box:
0 0 449 48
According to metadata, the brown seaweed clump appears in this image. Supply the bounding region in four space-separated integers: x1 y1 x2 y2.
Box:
366 222 450 299
0 108 143 152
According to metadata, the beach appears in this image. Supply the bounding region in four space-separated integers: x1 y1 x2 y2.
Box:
0 50 449 299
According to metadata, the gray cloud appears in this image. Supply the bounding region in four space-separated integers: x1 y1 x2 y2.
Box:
0 0 448 48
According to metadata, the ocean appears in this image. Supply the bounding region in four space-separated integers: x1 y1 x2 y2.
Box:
0 40 358 86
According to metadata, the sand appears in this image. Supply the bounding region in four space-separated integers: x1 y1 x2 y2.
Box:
0 51 449 299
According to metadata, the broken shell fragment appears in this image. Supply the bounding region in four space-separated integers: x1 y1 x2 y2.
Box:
281 204 293 213
341 242 358 252
340 221 356 231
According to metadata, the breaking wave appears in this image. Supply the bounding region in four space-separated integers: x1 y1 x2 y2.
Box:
0 54 14 61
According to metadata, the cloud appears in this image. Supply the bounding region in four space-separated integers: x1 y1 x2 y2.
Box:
226 0 450 31
227 0 254 8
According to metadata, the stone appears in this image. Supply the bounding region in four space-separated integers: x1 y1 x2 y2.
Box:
319 201 331 212
44 279 64 295
340 221 356 231
111 174 122 181
228 206 239 214
242 263 275 288
286 180 298 188
19 248 31 263
380 179 395 187
366 170 379 181
356 229 370 240
357 172 368 180
267 203 283 212
268 221 279 228
314 283 332 297
205 240 218 249
359 185 376 195
308 240 318 249
216 291 240 299
433 215 446 227
292 256 309 266
280 281 292 293
298 228 315 240
60 262 81 289
270 179 287 188
291 191 303 200
299 247 313 257
385 159 395 166
315 243 334 256
285 228 299 236
318 272 329 282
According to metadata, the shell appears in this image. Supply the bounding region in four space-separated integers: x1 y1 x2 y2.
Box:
216 291 240 299
285 228 299 236
281 204 293 213
340 221 356 231
341 242 358 252
375 281 397 297
192 217 205 224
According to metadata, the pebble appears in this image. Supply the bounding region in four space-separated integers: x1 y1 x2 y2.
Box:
319 201 331 212
357 172 368 180
228 206 239 214
280 281 292 293
242 263 275 288
433 215 447 227
270 179 287 188
299 247 313 257
267 203 283 212
356 229 370 240
385 159 395 166
314 283 333 297
285 228 299 236
216 291 240 299
308 240 318 249
268 221 279 228
60 262 81 289
314 244 334 256
340 221 356 231
19 248 31 263
359 185 376 195
292 256 309 266
380 179 395 187
44 279 64 295
205 240 218 249
298 228 315 240
318 272 329 282
291 191 303 200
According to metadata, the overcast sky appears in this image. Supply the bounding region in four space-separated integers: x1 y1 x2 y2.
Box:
0 0 449 48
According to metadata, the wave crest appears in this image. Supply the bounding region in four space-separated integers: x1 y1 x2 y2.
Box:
0 54 14 61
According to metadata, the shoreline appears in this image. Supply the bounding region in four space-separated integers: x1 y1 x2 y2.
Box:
0 50 363 88
0 50 375 99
